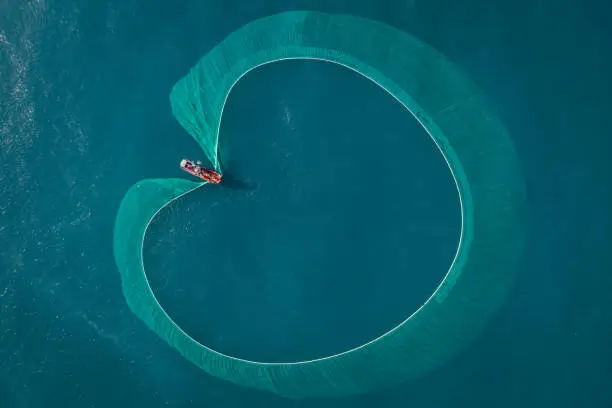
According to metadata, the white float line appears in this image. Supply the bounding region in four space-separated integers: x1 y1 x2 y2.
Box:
139 56 465 366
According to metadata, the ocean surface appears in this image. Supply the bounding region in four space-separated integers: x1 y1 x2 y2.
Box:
1 0 611 407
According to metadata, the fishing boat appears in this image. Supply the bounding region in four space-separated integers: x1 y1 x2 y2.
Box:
180 158 222 184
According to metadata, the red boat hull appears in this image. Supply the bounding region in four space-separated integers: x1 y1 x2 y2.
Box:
180 159 222 184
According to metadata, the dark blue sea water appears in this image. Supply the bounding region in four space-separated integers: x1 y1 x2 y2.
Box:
1 0 611 407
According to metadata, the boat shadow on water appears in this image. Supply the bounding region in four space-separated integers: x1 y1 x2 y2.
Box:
218 171 254 191
216 156 255 191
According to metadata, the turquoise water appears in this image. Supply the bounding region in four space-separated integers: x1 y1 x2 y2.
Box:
1 0 611 407
144 59 459 363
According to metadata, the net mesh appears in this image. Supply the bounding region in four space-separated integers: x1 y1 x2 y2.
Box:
113 10 526 399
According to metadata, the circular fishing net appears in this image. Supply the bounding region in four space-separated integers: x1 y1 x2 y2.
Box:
113 10 526 399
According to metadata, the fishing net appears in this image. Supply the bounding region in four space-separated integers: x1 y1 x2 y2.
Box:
113 10 526 399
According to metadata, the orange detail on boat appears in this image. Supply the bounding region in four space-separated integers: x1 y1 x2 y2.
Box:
180 158 222 184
